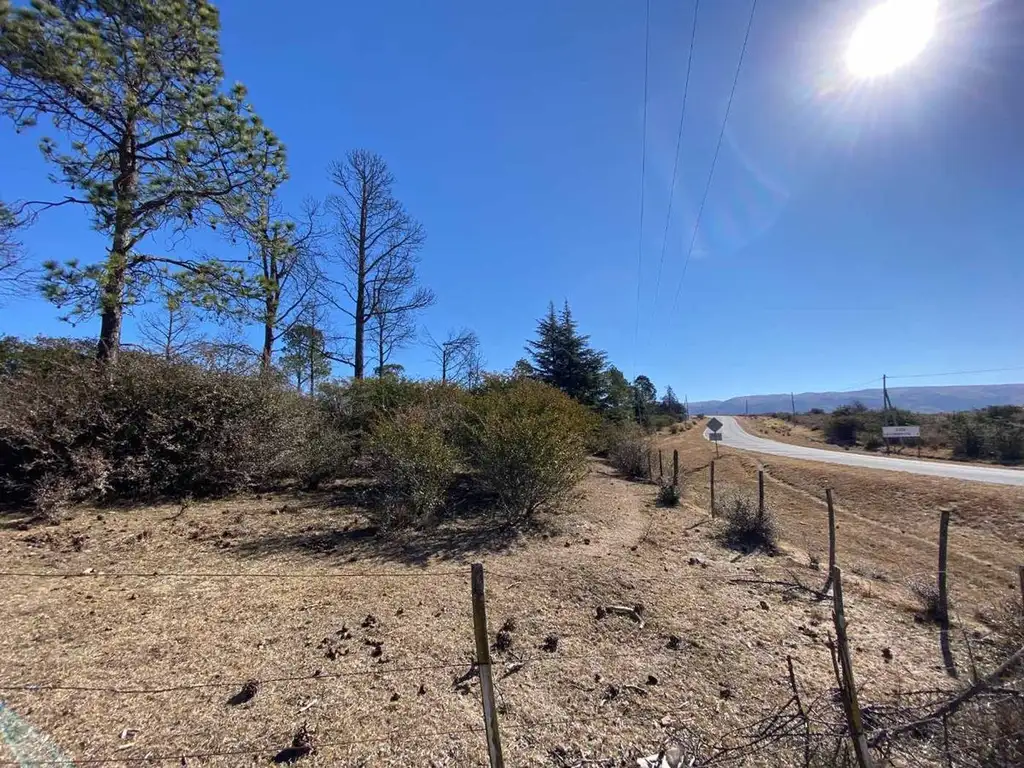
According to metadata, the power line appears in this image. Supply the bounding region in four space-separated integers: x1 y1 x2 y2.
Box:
632 0 652 365
653 0 701 307
671 0 758 308
887 365 1024 380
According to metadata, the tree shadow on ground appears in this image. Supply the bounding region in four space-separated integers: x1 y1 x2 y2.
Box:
230 474 550 567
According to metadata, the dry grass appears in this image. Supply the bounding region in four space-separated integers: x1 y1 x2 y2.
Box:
1 428 1022 765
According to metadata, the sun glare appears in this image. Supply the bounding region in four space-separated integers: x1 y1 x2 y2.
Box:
846 0 938 78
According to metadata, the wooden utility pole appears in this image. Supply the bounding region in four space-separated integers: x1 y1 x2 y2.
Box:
745 399 749 415
471 563 505 768
791 392 796 421
831 567 874 768
672 449 679 487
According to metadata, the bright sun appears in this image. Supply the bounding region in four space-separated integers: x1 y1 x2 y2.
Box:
846 0 938 78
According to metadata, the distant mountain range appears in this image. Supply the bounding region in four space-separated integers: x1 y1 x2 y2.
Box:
689 384 1024 416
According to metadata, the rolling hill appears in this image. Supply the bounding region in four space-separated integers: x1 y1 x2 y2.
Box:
689 383 1024 415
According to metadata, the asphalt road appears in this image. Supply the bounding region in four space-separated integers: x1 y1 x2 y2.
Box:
707 415 1024 488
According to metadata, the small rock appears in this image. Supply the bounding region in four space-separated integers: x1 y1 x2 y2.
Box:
564 541 571 548
395 608 404 617
226 680 259 706
540 635 559 653
719 686 733 700
583 538 591 545
361 614 378 628
389 692 400 702
369 642 383 658
646 674 659 686
759 600 770 611
666 635 682 650
418 684 426 696
882 648 893 662
596 606 607 620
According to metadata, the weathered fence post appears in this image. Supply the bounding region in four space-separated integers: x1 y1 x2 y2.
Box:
938 508 956 677
823 488 837 594
659 450 664 479
471 563 505 768
709 460 716 517
647 450 653 481
672 449 679 487
758 469 765 521
1018 564 1024 611
831 566 874 768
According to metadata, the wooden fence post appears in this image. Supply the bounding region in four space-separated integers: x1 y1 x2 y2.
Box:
823 488 836 594
659 450 664 479
672 450 679 487
709 460 716 518
831 566 874 768
938 508 956 677
758 470 765 521
647 450 653 481
1018 565 1024 611
471 563 505 768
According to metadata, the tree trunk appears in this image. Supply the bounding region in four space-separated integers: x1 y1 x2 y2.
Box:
97 269 125 363
353 198 368 379
376 317 385 377
98 129 137 364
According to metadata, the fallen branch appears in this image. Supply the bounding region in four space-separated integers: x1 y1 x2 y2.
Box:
870 643 1024 746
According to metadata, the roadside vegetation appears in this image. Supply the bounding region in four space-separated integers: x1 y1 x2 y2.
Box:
756 402 1024 465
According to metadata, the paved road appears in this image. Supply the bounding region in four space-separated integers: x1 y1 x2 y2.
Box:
707 415 1024 487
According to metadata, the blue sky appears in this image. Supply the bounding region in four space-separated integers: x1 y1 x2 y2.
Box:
2 0 1023 401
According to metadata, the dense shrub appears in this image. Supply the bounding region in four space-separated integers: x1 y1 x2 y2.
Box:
466 379 590 523
713 492 778 553
824 414 859 446
948 413 985 459
992 423 1024 464
0 351 317 507
656 481 680 507
606 424 651 480
365 405 458 531
863 435 883 452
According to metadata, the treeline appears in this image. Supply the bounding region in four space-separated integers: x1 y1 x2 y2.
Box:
0 1 689 526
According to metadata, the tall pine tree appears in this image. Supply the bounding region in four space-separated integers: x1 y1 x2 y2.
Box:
0 0 285 363
525 301 606 407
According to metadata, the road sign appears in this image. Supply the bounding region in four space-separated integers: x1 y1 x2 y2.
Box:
708 432 723 442
883 426 920 438
706 417 724 433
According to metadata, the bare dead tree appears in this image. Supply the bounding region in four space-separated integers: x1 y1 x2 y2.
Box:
426 328 481 385
0 200 31 300
323 150 428 379
368 276 434 378
219 190 324 371
138 295 202 361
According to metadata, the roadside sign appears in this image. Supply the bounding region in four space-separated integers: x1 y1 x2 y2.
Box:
706 417 724 433
708 432 723 442
883 426 920 438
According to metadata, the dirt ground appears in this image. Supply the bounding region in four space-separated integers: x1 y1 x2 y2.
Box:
1 423 1022 766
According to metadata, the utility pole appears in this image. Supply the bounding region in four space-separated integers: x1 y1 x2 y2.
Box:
791 392 796 421
882 374 894 454
745 399 749 415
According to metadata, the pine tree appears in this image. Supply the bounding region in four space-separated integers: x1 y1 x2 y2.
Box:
281 322 331 396
632 374 656 426
525 301 606 407
0 0 285 363
662 385 685 417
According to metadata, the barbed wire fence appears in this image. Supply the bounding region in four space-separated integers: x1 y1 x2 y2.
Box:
1 465 1022 767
